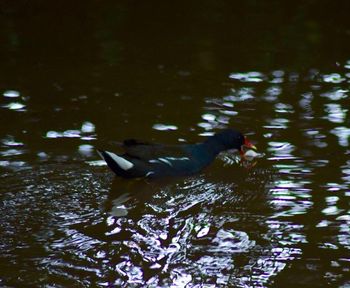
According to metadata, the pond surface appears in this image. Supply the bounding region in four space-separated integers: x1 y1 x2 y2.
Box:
1 2 350 287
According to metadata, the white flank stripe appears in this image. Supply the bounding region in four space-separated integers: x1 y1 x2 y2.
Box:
105 151 133 170
166 157 190 161
149 157 190 166
158 158 173 166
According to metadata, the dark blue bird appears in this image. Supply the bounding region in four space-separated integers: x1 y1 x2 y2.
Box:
97 129 256 179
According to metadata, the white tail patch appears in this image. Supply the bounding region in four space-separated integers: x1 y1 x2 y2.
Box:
105 151 133 170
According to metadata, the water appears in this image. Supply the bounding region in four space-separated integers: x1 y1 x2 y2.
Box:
1 2 350 287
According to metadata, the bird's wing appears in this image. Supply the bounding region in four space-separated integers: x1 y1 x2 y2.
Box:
122 138 192 160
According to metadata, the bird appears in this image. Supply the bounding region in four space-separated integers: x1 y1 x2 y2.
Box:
97 129 256 179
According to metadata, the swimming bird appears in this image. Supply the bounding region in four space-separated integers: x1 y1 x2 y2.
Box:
97 129 256 179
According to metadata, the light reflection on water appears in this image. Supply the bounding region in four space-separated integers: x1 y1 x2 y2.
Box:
45 121 97 140
2 102 26 111
3 90 20 98
1 64 350 287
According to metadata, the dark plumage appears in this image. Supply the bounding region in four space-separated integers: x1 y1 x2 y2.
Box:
98 129 255 179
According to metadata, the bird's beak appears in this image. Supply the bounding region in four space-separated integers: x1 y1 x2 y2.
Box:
241 136 257 154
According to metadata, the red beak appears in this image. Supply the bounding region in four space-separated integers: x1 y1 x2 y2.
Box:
240 136 257 155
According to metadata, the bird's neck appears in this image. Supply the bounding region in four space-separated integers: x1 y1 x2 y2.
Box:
202 137 226 155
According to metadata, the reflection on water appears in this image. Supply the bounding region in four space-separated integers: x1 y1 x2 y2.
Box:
152 123 178 131
1 61 350 287
2 102 26 111
45 121 97 140
331 127 350 147
229 71 265 83
3 90 20 98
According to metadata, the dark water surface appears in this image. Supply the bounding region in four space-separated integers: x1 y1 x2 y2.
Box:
1 2 350 287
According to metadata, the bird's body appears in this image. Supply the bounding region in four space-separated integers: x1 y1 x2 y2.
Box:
98 129 255 179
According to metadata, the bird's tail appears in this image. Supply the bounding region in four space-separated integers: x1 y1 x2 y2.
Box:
97 149 134 176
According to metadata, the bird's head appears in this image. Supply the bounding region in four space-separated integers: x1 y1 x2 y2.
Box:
240 135 257 155
211 129 257 153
